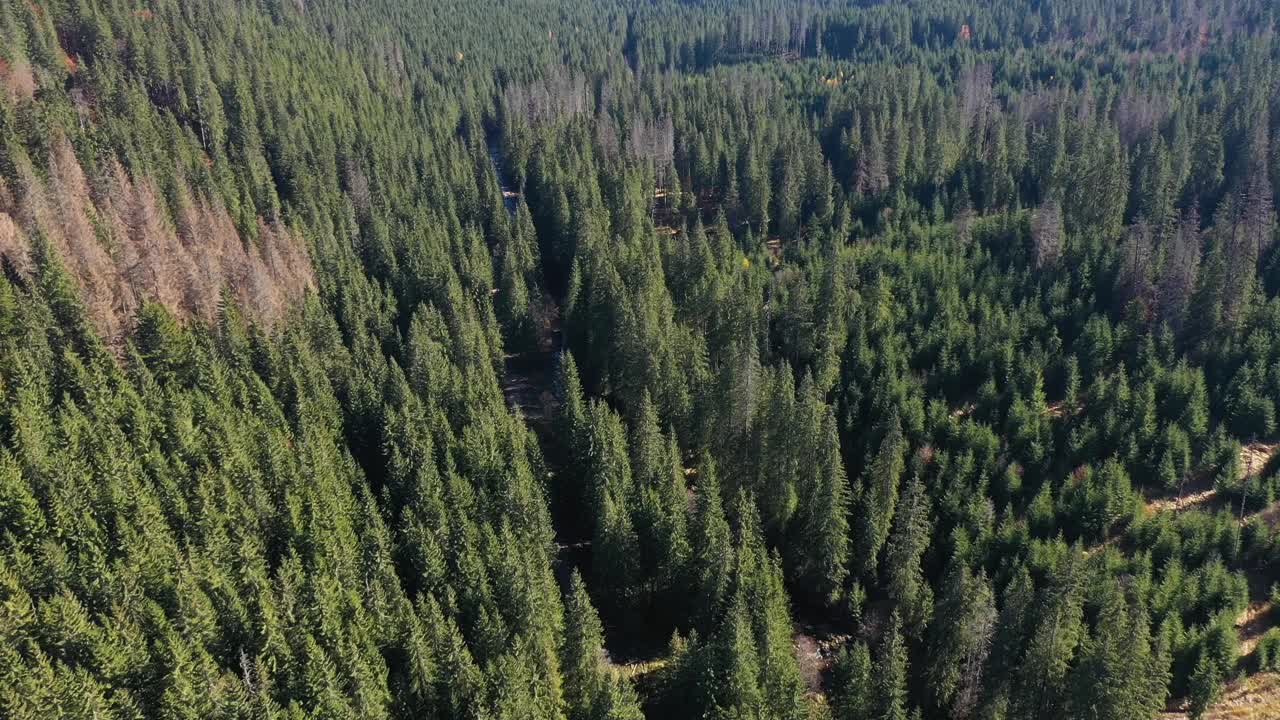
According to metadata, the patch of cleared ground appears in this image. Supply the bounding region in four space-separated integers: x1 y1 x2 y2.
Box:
1148 485 1222 514
1161 672 1280 719
1146 441 1279 716
1238 601 1275 657
1240 442 1277 478
1145 441 1276 516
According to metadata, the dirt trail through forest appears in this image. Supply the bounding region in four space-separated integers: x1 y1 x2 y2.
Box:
486 131 589 592
1146 442 1277 516
1145 441 1279 678
500 308 562 427
487 137 520 212
486 130 563 428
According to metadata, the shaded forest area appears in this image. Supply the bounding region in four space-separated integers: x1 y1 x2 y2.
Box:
3 1 1280 719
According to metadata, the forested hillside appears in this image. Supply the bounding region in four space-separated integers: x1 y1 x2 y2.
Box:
2 1 1280 718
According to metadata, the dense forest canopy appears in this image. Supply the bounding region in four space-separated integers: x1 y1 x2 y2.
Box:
2 0 1280 718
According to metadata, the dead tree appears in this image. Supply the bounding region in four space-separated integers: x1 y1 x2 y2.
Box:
1031 199 1063 268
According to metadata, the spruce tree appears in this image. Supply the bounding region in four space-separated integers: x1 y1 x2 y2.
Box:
883 468 934 633
876 610 911 720
689 453 734 629
927 556 995 719
855 413 907 578
562 571 643 720
789 404 850 606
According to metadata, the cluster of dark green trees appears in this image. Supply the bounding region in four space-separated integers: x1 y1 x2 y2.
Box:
2 0 1280 719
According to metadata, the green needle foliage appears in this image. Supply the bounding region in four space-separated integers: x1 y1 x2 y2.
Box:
1 1 1280 719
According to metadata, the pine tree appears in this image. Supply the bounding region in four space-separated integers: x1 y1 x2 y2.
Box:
752 552 804 720
628 391 690 614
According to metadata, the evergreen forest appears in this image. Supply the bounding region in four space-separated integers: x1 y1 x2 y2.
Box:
3 0 1280 718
